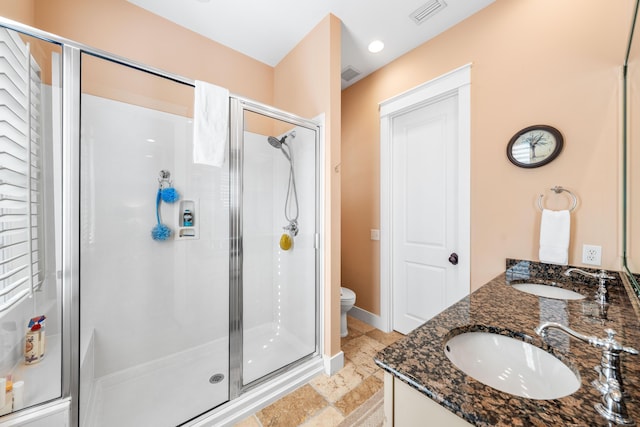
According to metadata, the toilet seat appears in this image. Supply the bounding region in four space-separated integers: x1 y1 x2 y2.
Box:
340 287 356 305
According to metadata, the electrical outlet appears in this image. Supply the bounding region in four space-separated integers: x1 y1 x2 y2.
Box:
370 229 380 241
582 244 602 266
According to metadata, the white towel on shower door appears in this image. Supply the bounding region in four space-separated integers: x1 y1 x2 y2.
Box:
193 80 229 167
538 209 570 265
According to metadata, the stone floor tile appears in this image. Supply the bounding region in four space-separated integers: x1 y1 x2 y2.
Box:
340 325 364 346
342 335 387 376
300 406 344 427
309 359 367 402
346 316 376 334
334 375 384 417
257 384 327 427
365 329 405 346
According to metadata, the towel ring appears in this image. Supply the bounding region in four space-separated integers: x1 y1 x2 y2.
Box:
537 186 577 212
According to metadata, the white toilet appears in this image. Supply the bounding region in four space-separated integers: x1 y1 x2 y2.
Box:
340 287 357 337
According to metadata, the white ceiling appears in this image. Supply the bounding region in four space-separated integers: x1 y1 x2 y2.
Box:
127 0 495 89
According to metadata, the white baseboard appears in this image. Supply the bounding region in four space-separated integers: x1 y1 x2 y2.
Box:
349 306 391 333
323 351 344 376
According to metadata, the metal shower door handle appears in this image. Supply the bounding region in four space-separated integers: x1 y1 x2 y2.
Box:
449 252 458 265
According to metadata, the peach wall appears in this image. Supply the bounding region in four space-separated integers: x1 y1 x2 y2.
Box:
3 0 273 120
342 0 633 315
274 14 342 357
2 0 34 26
15 0 274 103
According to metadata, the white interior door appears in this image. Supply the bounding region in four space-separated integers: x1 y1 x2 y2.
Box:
379 65 470 336
391 94 462 334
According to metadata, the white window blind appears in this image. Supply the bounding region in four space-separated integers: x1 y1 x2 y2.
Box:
0 28 44 314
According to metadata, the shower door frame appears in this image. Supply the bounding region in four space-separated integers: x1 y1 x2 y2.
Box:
228 97 322 399
0 16 324 426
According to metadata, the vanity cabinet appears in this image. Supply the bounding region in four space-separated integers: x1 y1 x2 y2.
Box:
384 373 472 426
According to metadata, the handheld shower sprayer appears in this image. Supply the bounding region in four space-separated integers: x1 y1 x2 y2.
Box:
267 135 291 161
267 135 286 148
266 131 299 250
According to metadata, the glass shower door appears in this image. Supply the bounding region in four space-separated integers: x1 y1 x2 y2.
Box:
240 109 318 387
79 54 230 426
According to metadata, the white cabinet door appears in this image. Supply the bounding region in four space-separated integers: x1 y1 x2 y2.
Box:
389 373 472 427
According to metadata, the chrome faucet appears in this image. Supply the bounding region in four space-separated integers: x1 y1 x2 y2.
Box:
595 378 636 426
535 322 638 426
564 268 614 305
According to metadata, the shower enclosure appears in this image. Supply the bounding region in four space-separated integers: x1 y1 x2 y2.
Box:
0 19 323 427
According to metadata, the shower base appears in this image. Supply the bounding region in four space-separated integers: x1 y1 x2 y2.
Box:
243 322 316 385
83 337 229 427
82 323 321 427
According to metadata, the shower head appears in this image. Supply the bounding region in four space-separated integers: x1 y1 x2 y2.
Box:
267 135 287 149
267 135 291 161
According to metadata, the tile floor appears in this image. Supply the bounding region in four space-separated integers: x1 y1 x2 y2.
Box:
234 316 404 427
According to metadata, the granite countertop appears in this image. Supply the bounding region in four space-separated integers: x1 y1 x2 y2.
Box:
374 259 640 426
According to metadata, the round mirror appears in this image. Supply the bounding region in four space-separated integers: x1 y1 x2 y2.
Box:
506 125 563 168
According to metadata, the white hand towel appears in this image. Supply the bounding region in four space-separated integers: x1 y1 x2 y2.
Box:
539 209 570 265
193 80 229 167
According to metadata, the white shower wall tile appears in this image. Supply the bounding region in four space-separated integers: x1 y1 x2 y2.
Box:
80 95 229 379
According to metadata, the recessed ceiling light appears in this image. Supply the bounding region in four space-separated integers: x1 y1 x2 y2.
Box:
368 40 384 54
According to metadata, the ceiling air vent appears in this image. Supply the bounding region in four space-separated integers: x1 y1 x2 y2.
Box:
341 66 361 82
410 0 447 25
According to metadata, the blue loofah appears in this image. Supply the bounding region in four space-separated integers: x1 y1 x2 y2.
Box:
152 188 172 241
161 187 179 203
151 223 172 241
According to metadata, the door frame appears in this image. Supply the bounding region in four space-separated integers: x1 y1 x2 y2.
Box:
379 64 471 333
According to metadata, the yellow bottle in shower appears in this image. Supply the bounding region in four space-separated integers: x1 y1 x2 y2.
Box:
280 232 293 251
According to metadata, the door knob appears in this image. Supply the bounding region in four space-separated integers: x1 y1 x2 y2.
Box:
449 253 458 265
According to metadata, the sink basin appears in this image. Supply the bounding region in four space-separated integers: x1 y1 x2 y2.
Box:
444 331 580 399
511 283 585 300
